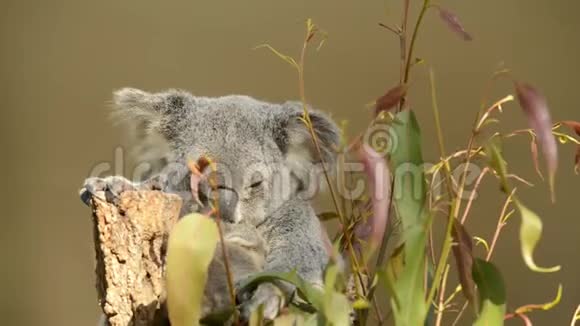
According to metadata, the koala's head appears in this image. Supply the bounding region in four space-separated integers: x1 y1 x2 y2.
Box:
112 88 339 224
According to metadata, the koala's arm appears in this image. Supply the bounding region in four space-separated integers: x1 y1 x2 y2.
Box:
238 198 328 320
259 199 329 288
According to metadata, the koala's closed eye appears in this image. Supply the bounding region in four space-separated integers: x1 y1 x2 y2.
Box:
248 180 263 189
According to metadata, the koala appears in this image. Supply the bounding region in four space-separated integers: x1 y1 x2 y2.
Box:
203 221 267 318
80 88 340 320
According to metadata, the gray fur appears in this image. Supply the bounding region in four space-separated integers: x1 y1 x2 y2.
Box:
83 87 340 321
203 222 267 318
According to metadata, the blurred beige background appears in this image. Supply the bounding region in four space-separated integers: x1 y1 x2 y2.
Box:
1 0 578 325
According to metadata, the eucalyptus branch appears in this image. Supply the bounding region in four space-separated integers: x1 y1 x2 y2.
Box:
294 21 371 312
426 69 457 306
429 70 453 195
403 0 431 85
204 159 239 325
474 95 515 131
399 0 410 85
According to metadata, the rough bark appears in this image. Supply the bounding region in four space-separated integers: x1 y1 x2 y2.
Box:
88 191 182 326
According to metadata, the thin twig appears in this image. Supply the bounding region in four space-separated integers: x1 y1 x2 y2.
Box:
379 23 401 35
206 159 239 325
460 167 490 224
570 304 580 326
403 0 430 85
435 265 450 326
505 312 533 326
486 189 516 261
428 225 436 265
451 301 469 326
475 95 515 131
426 68 457 306
430 70 453 196
397 0 410 111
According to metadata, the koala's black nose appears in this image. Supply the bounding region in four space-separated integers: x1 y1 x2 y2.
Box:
216 187 238 222
198 181 239 222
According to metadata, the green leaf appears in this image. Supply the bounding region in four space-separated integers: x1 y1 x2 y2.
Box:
376 268 400 309
322 291 351 326
486 142 509 192
486 143 560 273
273 314 305 326
320 265 351 326
391 226 429 325
302 313 320 326
515 284 562 314
385 244 405 284
514 201 561 273
472 259 507 326
166 213 220 326
389 110 428 228
323 264 340 295
387 110 429 325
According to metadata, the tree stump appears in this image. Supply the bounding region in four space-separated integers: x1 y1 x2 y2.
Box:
88 191 182 326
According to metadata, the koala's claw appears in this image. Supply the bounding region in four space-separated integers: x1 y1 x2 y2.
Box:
239 283 285 321
79 176 137 206
79 187 96 206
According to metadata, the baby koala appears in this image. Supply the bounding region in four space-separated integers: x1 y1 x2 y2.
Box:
201 221 267 318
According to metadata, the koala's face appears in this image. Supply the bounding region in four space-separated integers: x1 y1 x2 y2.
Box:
113 88 339 224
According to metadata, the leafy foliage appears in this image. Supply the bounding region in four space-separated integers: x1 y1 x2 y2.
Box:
472 259 506 326
163 2 578 325
166 213 219 326
387 110 429 326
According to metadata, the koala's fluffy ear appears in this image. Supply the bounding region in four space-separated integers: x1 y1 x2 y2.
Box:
112 88 191 140
111 88 191 163
276 102 340 168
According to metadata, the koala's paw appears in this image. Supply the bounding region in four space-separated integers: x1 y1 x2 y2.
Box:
79 176 138 206
239 283 285 321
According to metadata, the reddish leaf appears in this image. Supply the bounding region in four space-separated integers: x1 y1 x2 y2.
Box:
437 7 473 41
514 81 558 200
375 84 408 116
530 136 544 180
357 144 391 252
451 220 475 304
187 156 214 211
561 120 580 136
187 159 203 206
